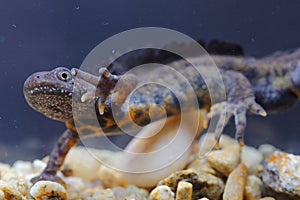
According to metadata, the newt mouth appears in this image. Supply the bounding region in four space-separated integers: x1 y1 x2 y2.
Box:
25 86 73 97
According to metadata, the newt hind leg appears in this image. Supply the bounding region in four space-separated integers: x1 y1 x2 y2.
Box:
203 70 267 147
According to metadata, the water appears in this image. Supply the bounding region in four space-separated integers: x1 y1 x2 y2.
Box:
0 0 300 164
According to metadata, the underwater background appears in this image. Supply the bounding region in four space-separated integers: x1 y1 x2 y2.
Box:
0 0 299 164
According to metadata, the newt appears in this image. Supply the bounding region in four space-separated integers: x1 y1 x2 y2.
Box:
23 42 300 186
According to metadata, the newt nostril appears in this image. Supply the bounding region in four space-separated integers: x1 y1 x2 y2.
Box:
36 75 40 79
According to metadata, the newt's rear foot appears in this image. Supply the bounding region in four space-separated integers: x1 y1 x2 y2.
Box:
31 173 66 188
204 97 267 147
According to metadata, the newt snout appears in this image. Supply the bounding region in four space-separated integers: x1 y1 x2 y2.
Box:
24 67 74 122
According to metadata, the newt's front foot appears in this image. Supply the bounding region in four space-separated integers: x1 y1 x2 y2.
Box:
30 129 79 189
31 172 67 188
204 97 267 147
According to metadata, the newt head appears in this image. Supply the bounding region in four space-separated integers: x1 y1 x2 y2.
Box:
24 67 74 122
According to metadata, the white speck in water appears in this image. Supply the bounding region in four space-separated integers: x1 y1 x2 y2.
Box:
74 5 80 10
12 24 17 28
111 49 115 54
102 21 109 26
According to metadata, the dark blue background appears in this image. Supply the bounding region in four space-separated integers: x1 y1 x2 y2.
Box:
0 0 299 163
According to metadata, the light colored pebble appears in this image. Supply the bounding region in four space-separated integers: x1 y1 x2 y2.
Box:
241 145 264 174
258 144 276 158
198 133 237 156
175 181 192 200
30 181 67 200
112 187 127 200
0 163 10 171
0 180 24 200
12 160 38 176
32 159 47 172
110 185 148 199
244 175 262 200
0 169 19 182
92 189 115 200
259 197 275 200
262 150 300 198
0 189 4 199
64 176 86 199
223 163 248 200
187 157 219 176
158 169 224 200
62 146 108 181
149 185 175 200
97 165 124 188
198 198 209 200
206 144 240 176
14 181 30 199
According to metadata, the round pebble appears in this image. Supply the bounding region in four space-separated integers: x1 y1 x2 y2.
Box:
30 181 67 200
150 185 175 200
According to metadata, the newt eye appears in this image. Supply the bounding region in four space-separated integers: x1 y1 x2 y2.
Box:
57 70 72 82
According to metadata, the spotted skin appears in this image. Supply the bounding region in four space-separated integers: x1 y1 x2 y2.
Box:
24 47 300 186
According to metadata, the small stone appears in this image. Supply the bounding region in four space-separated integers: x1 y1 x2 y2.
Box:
258 144 276 158
198 198 209 200
206 143 240 176
0 163 10 171
262 150 300 198
0 190 4 199
0 168 19 182
111 185 148 200
97 165 123 188
112 187 127 200
241 145 264 174
0 180 23 200
64 176 86 199
30 181 67 200
12 160 37 175
14 181 30 199
198 133 237 156
259 197 275 200
124 185 148 199
149 185 175 200
92 189 115 200
187 157 219 176
158 168 224 200
223 163 248 200
244 175 262 200
62 147 117 181
175 181 192 200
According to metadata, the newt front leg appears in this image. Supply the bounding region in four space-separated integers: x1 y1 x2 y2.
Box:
31 126 80 187
72 67 138 115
